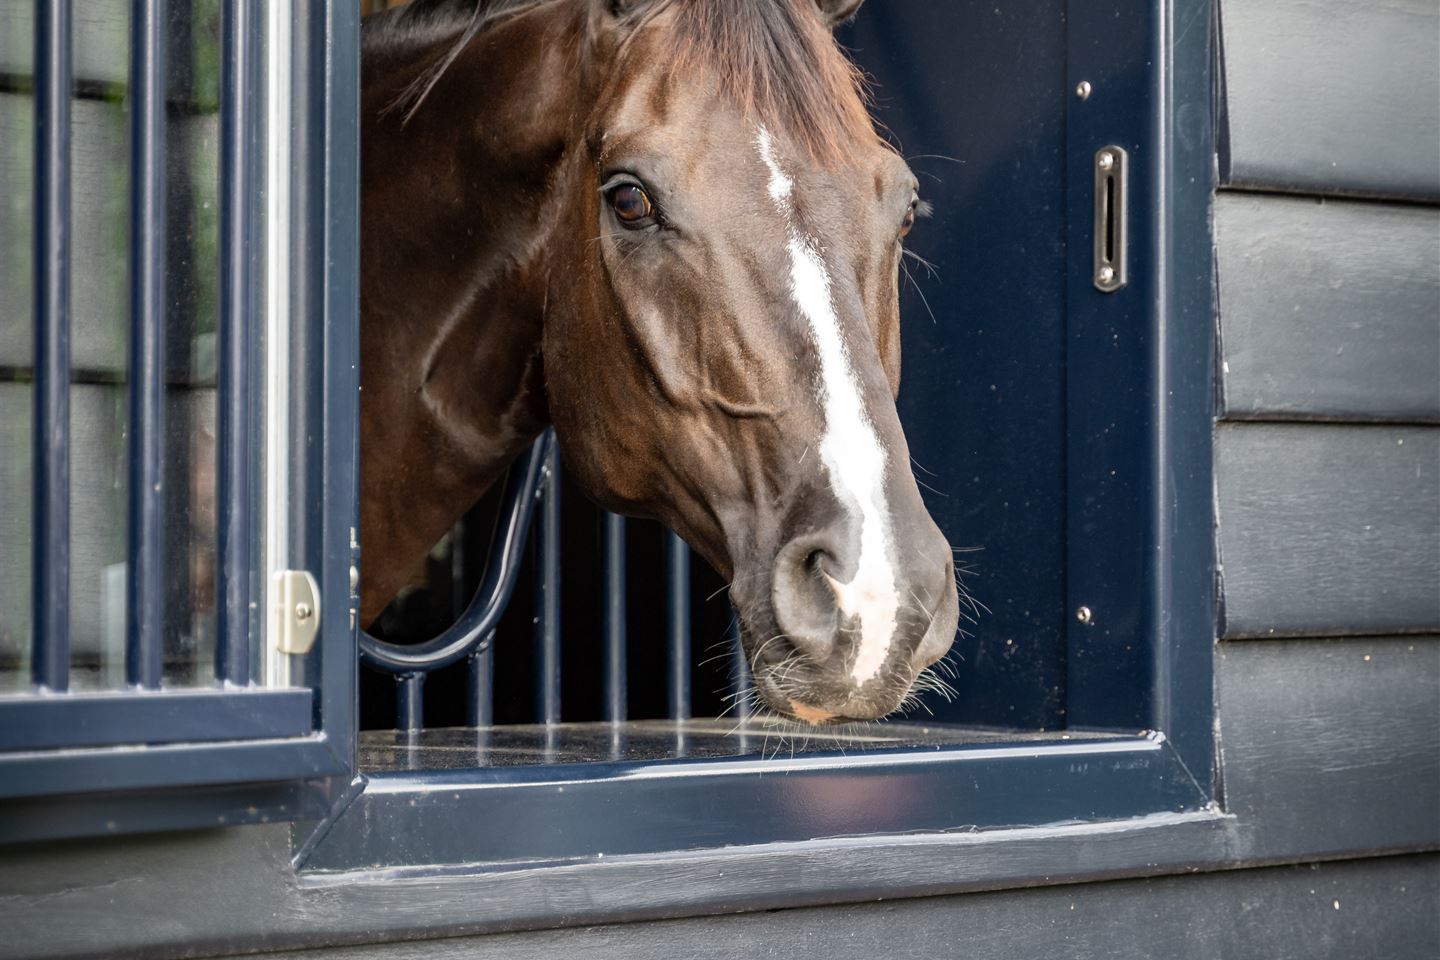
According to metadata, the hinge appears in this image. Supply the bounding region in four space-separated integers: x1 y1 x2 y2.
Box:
273 569 321 655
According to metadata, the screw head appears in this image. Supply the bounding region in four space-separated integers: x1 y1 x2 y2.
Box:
1098 266 1116 285
1076 80 1092 100
1075 606 1093 625
1098 151 1114 171
295 601 313 622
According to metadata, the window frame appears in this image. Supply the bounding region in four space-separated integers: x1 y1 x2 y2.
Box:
295 0 1218 877
0 0 359 843
2 0 1216 879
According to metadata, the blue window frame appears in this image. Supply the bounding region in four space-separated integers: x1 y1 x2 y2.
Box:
0 0 359 842
1 0 1216 878
298 0 1218 873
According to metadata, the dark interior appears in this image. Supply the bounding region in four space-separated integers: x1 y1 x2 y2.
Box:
361 1 1073 736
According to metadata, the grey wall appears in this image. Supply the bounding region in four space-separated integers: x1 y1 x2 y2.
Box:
1213 0 1440 637
1218 0 1440 200
1210 0 1440 949
256 854 1440 960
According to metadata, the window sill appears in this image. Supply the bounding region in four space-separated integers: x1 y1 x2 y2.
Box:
297 721 1211 874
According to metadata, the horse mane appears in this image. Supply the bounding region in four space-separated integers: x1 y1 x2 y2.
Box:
365 0 877 161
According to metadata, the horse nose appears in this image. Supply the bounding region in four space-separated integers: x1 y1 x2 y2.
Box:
770 533 847 661
769 521 954 676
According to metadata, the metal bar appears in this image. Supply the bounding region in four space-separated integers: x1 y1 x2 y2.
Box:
602 512 626 722
665 531 690 720
396 673 424 732
259 0 296 689
533 446 561 724
216 0 254 684
730 615 752 725
0 687 314 751
359 433 551 673
450 516 467 622
32 0 73 692
466 639 494 727
125 0 168 689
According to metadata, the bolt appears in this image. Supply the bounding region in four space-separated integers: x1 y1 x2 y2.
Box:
1098 266 1116 285
1076 80 1092 100
1076 606 1093 625
295 601 313 622
1098 151 1114 171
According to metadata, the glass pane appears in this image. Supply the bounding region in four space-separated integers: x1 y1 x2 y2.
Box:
0 0 223 691
161 2 222 686
0 35 34 691
61 5 132 689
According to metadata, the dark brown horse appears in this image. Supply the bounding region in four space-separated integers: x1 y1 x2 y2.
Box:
360 0 960 723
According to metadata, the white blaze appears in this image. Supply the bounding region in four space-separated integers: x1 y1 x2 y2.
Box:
756 127 899 685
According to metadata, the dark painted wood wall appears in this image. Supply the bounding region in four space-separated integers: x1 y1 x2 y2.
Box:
1207 0 1440 947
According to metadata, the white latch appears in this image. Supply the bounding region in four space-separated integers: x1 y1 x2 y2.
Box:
273 569 321 655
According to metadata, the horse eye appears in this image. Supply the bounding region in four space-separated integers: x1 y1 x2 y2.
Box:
610 184 654 225
899 203 917 239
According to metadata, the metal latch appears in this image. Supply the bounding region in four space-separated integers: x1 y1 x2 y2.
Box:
1093 145 1128 293
273 569 321 655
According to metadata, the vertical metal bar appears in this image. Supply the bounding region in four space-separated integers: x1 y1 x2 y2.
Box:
466 636 494 727
602 512 626 722
533 446 561 724
216 0 254 685
396 672 424 731
730 615 752 724
32 0 73 692
259 0 294 689
125 0 168 690
449 517 467 622
665 531 690 720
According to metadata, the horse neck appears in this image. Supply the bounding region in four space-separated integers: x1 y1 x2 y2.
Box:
359 2 590 624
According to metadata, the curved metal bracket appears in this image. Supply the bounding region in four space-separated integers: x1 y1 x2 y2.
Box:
358 431 554 674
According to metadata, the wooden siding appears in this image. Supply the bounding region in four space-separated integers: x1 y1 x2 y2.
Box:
252 856 1440 960
1213 333 1438 642
1216 636 1440 854
1218 0 1440 200
1215 194 1440 423
1215 424 1440 639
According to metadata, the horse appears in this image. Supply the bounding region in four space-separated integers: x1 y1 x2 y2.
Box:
359 0 961 723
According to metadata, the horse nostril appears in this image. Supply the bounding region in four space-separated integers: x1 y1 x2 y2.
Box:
771 538 844 660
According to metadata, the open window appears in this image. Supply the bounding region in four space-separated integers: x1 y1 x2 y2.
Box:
2 0 1217 874
308 0 1218 873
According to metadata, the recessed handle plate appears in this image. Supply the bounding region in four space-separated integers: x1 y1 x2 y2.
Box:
1093 145 1128 293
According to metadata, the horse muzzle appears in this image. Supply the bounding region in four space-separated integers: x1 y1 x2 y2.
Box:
737 509 960 723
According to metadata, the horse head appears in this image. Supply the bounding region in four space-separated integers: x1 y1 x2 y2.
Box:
362 0 960 723
540 0 959 722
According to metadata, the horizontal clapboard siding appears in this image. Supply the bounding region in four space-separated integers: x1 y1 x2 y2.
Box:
1216 423 1439 638
254 856 1440 960
1216 636 1440 855
1218 0 1440 200
1216 194 1440 423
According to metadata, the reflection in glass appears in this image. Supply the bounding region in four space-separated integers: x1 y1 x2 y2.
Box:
0 1 223 690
